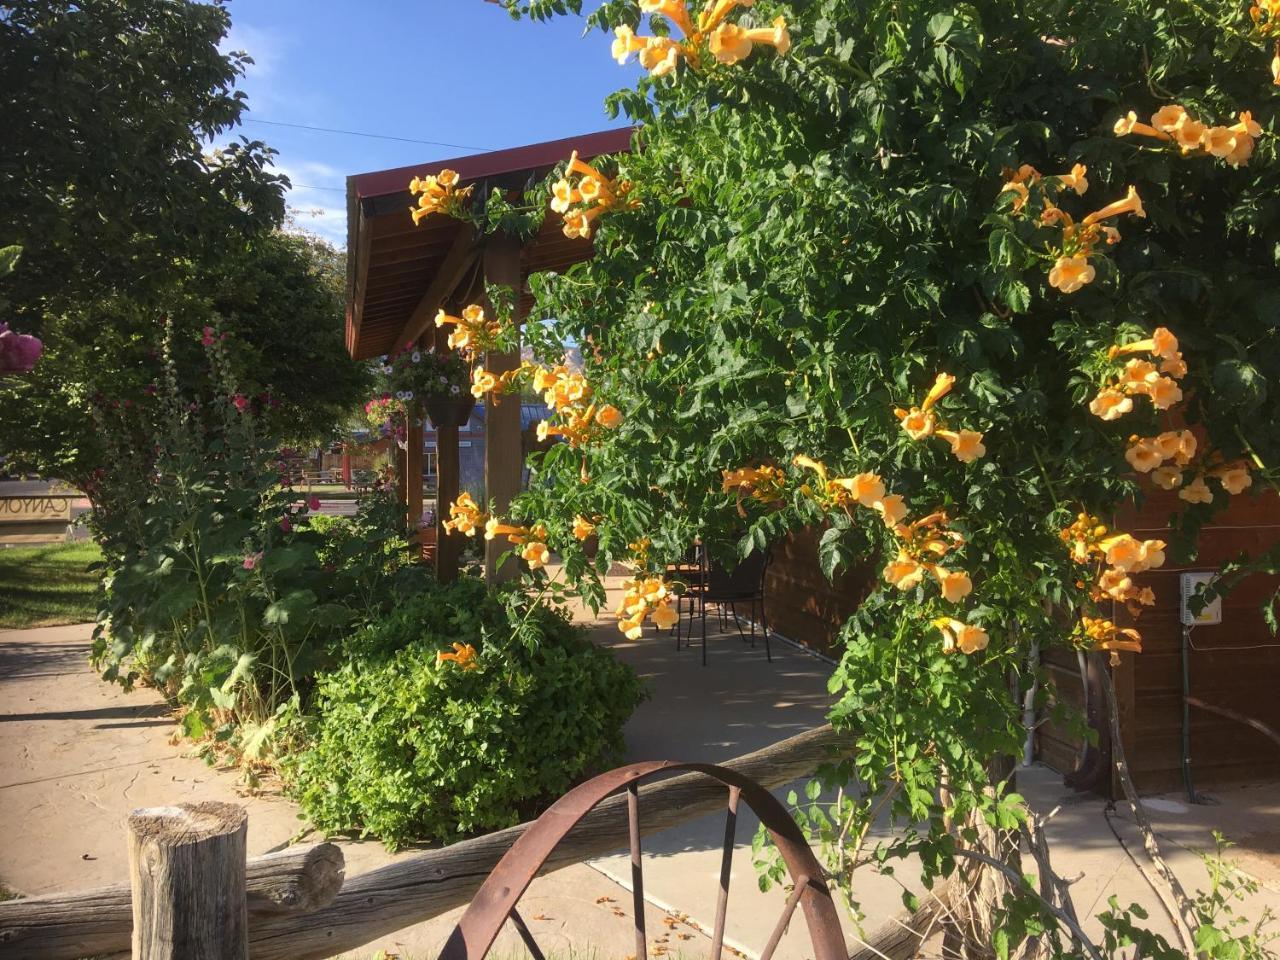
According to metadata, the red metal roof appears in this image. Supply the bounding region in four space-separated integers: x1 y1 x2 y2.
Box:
345 127 634 361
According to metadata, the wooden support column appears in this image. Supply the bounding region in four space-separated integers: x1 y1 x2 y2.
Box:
434 326 462 583
405 399 424 554
482 233 526 584
394 437 407 517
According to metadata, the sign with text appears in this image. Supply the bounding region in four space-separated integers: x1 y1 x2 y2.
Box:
0 496 73 523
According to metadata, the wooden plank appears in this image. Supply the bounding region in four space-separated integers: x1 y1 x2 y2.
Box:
393 224 478 353
482 233 526 584
0 844 344 960
346 197 372 357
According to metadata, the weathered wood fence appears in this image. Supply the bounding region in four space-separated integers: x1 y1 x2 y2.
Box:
0 724 844 960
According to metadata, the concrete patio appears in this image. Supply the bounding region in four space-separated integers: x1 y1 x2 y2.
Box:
1 591 1278 958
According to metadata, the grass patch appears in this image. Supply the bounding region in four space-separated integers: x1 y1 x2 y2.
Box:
0 540 103 629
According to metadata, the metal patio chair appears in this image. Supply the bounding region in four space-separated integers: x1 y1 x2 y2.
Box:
697 548 772 666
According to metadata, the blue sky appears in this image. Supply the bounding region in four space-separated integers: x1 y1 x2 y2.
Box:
220 0 637 246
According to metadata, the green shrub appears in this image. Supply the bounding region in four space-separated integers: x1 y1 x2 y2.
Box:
284 579 645 849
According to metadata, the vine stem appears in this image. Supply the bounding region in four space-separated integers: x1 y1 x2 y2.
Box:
1234 424 1280 496
1032 443 1060 507
948 847 1105 960
1101 667 1202 958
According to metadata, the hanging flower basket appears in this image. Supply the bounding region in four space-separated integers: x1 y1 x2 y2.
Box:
426 394 476 428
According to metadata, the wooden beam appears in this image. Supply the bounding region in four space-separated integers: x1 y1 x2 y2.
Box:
393 224 478 354
345 197 372 358
0 844 344 960
481 233 526 583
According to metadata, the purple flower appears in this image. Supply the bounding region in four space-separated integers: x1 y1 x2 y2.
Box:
308 495 321 510
0 323 43 374
279 516 293 534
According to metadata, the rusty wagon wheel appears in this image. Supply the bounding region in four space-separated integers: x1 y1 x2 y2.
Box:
437 760 845 960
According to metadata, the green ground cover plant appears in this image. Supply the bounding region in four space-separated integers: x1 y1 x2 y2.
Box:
283 581 645 849
0 541 103 629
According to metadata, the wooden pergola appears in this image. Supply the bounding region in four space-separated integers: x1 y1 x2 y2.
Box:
344 127 634 581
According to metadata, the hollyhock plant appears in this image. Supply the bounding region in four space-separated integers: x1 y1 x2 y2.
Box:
0 322 43 374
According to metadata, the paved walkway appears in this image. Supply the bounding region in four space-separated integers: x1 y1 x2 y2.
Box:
2 613 1278 958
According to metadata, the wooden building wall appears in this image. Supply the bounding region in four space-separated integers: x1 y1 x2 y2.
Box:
1114 487 1280 793
763 525 875 658
768 499 1279 797
1039 488 1280 795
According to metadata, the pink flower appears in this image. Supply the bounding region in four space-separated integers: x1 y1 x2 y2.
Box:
0 322 44 374
242 552 262 570
279 516 293 534
233 393 249 412
201 326 215 346
143 383 157 396
308 495 321 510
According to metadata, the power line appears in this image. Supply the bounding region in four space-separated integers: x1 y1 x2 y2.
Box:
242 117 493 152
292 183 346 194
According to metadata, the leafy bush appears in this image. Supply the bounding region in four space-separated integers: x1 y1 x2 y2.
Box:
284 580 645 848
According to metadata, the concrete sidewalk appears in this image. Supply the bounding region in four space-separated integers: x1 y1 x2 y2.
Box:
2 616 1278 958
0 623 710 960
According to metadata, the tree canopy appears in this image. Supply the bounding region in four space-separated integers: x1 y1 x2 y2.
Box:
0 0 367 483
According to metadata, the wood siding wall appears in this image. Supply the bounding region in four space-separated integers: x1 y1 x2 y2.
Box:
1115 487 1280 793
763 526 875 658
1040 489 1280 795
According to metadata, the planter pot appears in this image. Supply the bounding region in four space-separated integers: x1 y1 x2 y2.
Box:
425 395 476 428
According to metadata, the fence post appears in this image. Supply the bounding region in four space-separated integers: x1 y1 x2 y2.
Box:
127 802 249 960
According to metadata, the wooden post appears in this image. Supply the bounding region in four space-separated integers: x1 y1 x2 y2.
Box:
394 433 408 517
405 398 424 551
482 233 525 584
127 801 249 960
434 325 462 583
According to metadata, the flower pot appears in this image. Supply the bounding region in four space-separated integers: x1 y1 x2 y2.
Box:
426 395 476 428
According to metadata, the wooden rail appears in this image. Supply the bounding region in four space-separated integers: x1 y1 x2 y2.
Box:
0 723 843 960
0 841 344 959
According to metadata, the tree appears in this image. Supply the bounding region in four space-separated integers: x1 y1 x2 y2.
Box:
463 0 1277 953
0 0 366 483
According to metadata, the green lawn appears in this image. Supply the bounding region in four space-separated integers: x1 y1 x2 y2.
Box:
0 541 103 630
